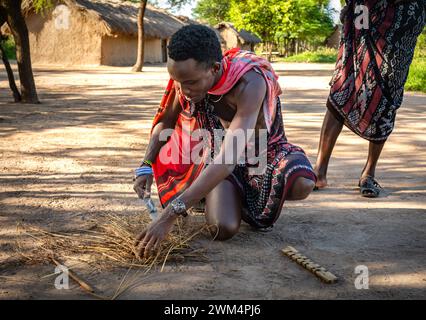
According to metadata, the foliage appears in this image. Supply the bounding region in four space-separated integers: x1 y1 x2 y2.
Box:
413 30 425 59
228 0 334 45
406 31 426 92
32 0 54 13
2 35 16 59
280 47 337 63
405 58 426 92
193 0 231 26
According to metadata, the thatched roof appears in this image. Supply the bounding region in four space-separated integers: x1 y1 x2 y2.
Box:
216 22 262 44
176 15 199 26
175 15 225 47
24 0 187 39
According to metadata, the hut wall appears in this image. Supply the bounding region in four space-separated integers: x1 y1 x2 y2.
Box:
101 36 163 65
144 38 163 64
326 27 341 49
218 28 238 50
26 4 167 66
26 6 102 65
101 35 137 66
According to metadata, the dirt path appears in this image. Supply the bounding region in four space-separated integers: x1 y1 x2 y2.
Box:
1 63 425 299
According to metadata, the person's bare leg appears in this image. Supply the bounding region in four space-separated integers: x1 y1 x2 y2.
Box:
361 141 385 179
286 177 315 200
205 179 242 241
314 109 344 189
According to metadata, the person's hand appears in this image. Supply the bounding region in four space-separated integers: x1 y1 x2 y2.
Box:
133 171 153 199
134 205 177 259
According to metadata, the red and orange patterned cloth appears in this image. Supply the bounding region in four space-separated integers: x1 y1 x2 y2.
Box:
151 48 282 207
150 49 315 228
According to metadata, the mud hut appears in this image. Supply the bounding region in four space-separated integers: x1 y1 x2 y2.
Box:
176 15 226 52
215 22 262 52
21 0 187 66
325 25 341 49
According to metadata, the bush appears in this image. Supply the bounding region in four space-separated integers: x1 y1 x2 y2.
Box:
405 31 425 92
280 47 337 63
405 58 425 92
1 36 16 60
413 31 425 59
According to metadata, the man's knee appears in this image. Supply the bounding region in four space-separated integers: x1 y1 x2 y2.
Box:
290 177 315 200
208 221 240 241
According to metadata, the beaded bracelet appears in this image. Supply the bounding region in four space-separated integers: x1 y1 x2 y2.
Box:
142 159 152 167
134 166 153 178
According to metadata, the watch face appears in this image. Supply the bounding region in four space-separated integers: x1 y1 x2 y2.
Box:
172 199 186 216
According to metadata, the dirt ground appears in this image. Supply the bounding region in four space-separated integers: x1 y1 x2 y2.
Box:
1 62 425 300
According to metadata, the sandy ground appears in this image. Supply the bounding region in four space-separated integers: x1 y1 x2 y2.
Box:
0 62 425 300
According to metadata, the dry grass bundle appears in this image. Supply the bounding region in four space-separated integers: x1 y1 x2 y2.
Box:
16 213 209 269
14 212 212 299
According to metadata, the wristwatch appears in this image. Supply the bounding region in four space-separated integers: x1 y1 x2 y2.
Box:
170 198 188 217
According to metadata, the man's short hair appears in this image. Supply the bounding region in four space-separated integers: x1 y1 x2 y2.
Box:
168 24 223 68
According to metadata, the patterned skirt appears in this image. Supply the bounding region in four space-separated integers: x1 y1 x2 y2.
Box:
328 0 425 142
200 98 316 229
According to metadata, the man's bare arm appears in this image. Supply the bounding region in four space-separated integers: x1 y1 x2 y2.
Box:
179 73 267 208
134 73 267 258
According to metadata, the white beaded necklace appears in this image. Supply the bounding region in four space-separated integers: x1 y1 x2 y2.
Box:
209 94 224 103
209 63 225 104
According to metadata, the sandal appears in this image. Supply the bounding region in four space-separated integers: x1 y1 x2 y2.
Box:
358 176 382 198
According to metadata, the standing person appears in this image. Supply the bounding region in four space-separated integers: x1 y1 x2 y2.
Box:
314 0 425 197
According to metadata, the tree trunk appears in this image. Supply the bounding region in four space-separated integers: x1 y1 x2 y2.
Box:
0 34 21 102
0 8 21 102
132 0 147 72
2 0 39 103
267 42 272 62
284 38 288 57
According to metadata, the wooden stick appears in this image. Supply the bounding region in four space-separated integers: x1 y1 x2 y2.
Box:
51 258 95 293
281 246 338 284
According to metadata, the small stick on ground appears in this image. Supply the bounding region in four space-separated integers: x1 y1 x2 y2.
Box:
281 246 338 284
51 258 95 293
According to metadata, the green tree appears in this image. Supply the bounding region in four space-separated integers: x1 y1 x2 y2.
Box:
229 0 334 57
193 0 231 26
291 0 334 42
229 0 289 57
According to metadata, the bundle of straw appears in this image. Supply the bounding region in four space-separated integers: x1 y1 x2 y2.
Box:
16 213 210 271
13 209 212 299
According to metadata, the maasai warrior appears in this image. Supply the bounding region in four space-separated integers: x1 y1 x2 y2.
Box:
315 0 425 197
134 25 316 258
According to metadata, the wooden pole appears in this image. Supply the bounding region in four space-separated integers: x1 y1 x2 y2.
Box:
281 246 338 284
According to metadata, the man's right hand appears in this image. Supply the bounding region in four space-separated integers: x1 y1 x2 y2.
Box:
133 172 153 199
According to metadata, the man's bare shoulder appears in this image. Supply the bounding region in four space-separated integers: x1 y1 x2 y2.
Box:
238 70 266 99
228 69 266 103
239 69 265 88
